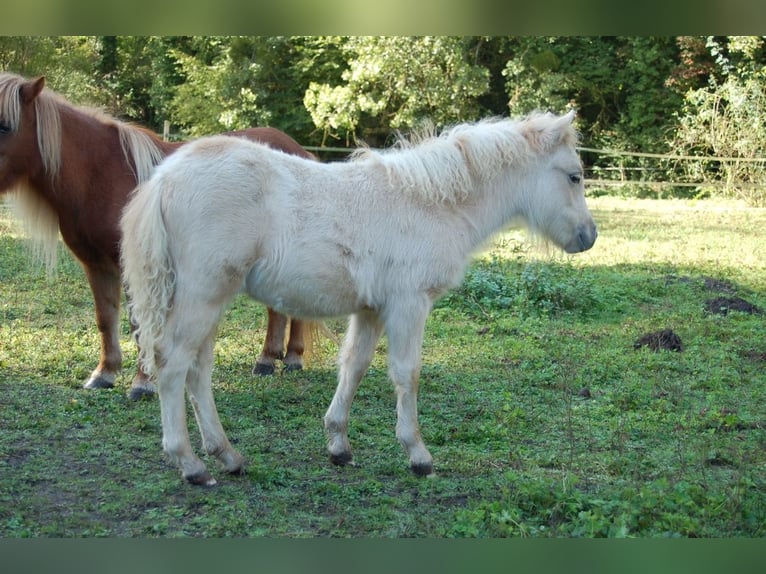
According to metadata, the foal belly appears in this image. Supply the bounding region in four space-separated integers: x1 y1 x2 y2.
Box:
243 261 360 319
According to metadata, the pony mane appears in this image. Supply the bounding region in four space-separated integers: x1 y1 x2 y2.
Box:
349 112 579 205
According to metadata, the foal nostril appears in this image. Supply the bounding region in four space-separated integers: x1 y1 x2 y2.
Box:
578 223 597 251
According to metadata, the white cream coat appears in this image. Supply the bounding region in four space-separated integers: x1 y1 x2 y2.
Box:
120 110 596 485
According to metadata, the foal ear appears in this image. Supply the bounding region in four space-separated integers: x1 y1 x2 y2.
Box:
20 76 45 104
525 110 577 151
560 109 576 125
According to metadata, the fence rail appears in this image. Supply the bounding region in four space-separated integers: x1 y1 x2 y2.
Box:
577 146 766 164
164 128 766 195
303 144 766 193
578 146 766 194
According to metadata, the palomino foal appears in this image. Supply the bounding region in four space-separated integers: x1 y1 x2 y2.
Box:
121 111 597 485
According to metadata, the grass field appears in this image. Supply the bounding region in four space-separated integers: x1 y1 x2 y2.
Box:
0 196 764 537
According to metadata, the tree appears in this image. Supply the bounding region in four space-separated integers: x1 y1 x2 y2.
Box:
92 36 185 130
4 35 763 202
0 36 101 104
670 36 766 205
501 37 683 152
167 36 344 144
304 36 490 146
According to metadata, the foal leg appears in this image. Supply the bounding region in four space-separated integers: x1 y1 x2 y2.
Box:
324 311 383 467
253 308 287 375
283 318 305 372
82 266 123 390
186 334 245 477
157 299 236 485
385 303 434 476
156 347 213 485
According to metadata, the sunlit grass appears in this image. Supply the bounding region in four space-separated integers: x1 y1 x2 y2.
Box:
493 196 766 278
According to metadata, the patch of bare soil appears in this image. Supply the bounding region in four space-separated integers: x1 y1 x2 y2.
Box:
634 329 683 352
704 296 762 316
740 349 766 362
702 277 738 294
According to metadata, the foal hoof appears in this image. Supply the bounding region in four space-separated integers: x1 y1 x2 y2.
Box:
283 363 303 373
185 470 217 487
330 451 355 467
252 362 275 376
410 462 435 477
128 386 156 402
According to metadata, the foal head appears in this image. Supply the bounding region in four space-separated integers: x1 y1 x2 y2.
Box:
519 111 597 254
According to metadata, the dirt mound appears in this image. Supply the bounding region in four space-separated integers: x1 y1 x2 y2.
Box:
704 297 762 316
703 277 738 294
634 329 683 352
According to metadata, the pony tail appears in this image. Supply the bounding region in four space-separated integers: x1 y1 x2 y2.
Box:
120 178 175 379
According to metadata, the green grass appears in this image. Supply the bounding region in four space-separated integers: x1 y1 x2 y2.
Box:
1 196 765 537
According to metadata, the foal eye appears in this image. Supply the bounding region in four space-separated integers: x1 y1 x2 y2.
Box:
0 122 10 135
568 173 582 185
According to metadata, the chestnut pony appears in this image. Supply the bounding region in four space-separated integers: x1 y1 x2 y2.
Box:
0 72 311 399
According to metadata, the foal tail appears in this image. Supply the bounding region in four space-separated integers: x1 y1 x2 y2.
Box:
120 180 176 379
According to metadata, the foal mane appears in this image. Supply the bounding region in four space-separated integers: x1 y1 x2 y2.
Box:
350 112 578 205
0 72 164 271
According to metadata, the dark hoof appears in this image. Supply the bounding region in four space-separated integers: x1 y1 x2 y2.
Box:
253 362 275 376
283 363 303 373
185 471 217 487
83 376 114 390
411 462 435 477
129 386 156 401
330 451 354 467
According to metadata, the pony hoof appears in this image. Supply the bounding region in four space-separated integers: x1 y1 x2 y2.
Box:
83 376 114 390
410 462 435 477
185 471 217 487
128 386 156 401
252 363 275 376
330 451 355 467
283 363 303 373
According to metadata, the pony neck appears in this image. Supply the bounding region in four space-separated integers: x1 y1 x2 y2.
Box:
12 103 172 271
43 105 171 196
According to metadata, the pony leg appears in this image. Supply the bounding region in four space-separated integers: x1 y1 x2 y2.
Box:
185 334 245 476
82 266 123 390
129 360 155 401
385 303 434 477
253 308 287 375
126 306 156 401
283 318 305 372
324 311 384 467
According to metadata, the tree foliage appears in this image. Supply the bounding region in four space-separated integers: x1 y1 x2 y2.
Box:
304 36 489 145
670 37 766 205
2 36 765 202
